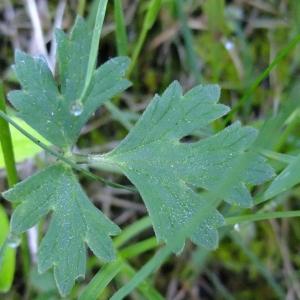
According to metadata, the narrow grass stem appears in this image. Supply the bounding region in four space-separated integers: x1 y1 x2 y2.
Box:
127 0 161 77
226 210 300 225
79 0 108 102
226 33 300 121
0 83 18 187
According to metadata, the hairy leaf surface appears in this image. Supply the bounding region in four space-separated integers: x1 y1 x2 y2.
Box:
8 17 131 149
102 82 274 252
2 164 120 296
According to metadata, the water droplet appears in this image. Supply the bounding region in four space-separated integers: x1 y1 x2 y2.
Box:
7 233 21 248
234 223 240 232
225 40 234 51
70 100 83 117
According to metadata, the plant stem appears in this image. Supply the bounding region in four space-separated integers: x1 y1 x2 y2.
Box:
225 210 300 225
80 0 108 102
0 110 136 192
114 0 128 56
0 82 18 187
79 258 125 300
226 33 300 121
230 232 285 298
86 154 123 174
114 216 152 248
0 82 30 286
260 149 295 164
120 262 164 300
80 220 160 300
175 0 201 82
127 0 162 77
110 246 170 300
77 0 86 16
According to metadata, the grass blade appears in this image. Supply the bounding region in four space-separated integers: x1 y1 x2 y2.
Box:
0 206 15 292
0 82 17 291
175 0 201 82
127 0 162 76
120 263 164 300
79 259 124 300
114 0 128 56
230 232 285 298
226 34 300 120
110 246 170 300
114 216 152 248
226 211 300 225
79 0 108 101
0 82 18 187
80 218 160 300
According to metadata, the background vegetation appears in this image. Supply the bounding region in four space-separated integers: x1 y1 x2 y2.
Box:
1 0 300 299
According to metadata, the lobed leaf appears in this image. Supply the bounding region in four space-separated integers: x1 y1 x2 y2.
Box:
265 154 300 199
101 82 274 252
2 163 120 296
8 17 131 149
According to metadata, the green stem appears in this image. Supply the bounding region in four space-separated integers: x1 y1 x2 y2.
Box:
127 0 162 77
0 82 30 284
80 220 160 300
260 149 296 164
119 237 158 259
0 110 136 192
114 216 152 248
110 246 170 300
77 0 86 16
79 258 125 300
226 33 300 120
275 109 300 151
86 154 123 174
0 82 18 187
174 0 201 82
0 239 9 273
230 232 285 298
206 270 235 300
0 82 17 278
80 237 162 300
225 210 300 225
79 0 108 102
120 263 164 300
114 0 128 56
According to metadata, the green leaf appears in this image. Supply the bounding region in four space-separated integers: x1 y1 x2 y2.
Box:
0 205 15 292
0 117 50 167
8 17 131 149
99 82 274 252
264 154 300 199
2 163 120 296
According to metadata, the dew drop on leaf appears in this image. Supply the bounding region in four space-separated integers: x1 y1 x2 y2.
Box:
225 40 234 50
70 100 83 117
7 233 21 248
234 223 240 232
